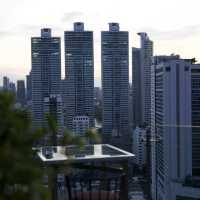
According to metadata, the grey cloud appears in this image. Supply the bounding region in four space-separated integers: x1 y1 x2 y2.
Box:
19 24 63 33
140 25 200 40
0 31 12 37
61 11 84 22
0 25 37 38
20 25 42 32
0 24 62 39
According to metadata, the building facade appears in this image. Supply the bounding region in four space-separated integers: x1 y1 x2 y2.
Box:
3 76 9 90
72 116 90 136
133 127 147 169
17 80 26 106
191 64 200 176
101 23 129 150
132 48 142 127
2 76 16 94
133 33 153 127
43 94 64 138
31 28 61 129
9 82 16 94
64 22 94 131
26 71 32 102
151 55 200 200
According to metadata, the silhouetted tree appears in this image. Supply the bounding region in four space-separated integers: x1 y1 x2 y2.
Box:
0 91 101 200
0 91 49 199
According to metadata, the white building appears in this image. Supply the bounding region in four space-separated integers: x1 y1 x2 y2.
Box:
133 127 147 169
151 55 200 200
72 116 90 136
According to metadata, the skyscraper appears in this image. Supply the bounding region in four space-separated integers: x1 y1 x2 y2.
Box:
64 22 94 131
191 64 200 176
133 127 147 170
132 48 142 127
26 71 32 102
102 23 129 150
133 33 153 127
151 55 200 200
3 76 9 90
17 80 26 106
72 116 90 136
31 28 61 129
9 82 16 94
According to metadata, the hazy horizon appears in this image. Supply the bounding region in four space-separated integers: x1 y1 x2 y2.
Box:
1 0 200 87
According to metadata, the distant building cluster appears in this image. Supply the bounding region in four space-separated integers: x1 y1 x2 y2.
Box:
1 22 200 200
29 22 131 150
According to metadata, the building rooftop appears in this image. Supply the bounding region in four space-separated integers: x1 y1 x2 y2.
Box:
36 144 134 164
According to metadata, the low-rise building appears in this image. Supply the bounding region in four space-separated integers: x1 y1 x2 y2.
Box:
72 116 90 136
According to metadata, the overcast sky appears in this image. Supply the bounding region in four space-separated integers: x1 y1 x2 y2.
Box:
1 0 200 87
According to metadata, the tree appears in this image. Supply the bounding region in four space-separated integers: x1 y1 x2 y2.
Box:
0 91 101 200
0 91 49 200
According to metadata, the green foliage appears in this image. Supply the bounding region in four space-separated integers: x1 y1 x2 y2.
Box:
0 91 102 200
45 113 58 146
46 114 58 134
85 128 101 144
0 92 48 200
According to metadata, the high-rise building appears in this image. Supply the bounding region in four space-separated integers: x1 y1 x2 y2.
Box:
2 76 16 94
133 33 153 127
3 76 9 90
101 23 129 150
72 116 90 136
43 94 64 139
151 55 200 200
31 28 61 129
64 22 94 130
133 127 147 169
9 82 16 94
17 80 26 106
132 48 142 127
26 71 32 102
61 79 67 127
191 64 200 176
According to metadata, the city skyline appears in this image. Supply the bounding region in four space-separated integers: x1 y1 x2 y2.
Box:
1 0 200 87
1 1 200 199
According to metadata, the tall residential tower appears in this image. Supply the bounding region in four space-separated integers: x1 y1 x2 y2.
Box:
31 28 61 129
26 71 32 102
132 33 153 127
64 22 94 131
17 80 26 106
102 23 129 150
132 47 142 127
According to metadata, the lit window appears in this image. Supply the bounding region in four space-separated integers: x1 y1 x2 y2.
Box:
66 53 72 56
